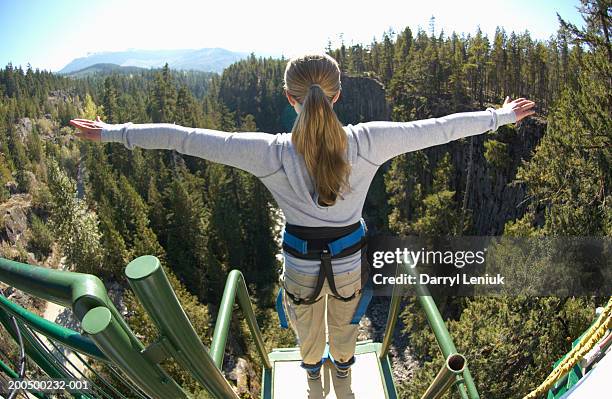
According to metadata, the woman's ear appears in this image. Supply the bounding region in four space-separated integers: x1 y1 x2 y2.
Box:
285 90 297 106
332 90 341 104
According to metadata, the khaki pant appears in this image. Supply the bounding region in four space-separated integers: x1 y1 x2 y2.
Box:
281 265 363 365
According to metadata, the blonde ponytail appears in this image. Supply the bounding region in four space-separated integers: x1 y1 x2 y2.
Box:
284 54 351 206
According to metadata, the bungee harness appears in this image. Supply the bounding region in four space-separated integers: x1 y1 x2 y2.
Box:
276 218 374 328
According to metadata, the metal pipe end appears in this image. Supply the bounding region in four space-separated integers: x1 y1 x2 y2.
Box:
82 306 112 335
446 353 466 374
125 256 161 281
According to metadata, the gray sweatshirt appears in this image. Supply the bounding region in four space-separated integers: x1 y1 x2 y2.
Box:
101 107 516 276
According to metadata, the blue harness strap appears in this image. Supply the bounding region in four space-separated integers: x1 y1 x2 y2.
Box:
322 342 330 363
276 287 289 329
327 219 366 256
282 229 308 254
350 281 373 325
282 218 366 256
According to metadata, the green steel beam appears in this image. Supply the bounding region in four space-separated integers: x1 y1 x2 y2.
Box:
0 358 48 399
125 255 239 399
81 306 187 399
0 257 139 350
0 257 188 398
402 261 480 399
421 353 466 399
18 322 96 399
210 269 272 370
380 262 403 358
0 308 90 399
0 357 17 378
0 294 106 361
0 308 66 379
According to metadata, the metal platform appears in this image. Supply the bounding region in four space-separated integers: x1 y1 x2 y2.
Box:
262 341 397 399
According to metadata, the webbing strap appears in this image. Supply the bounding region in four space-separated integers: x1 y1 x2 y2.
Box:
350 281 373 325
321 251 355 301
283 229 308 254
327 219 366 256
282 219 366 256
276 287 289 329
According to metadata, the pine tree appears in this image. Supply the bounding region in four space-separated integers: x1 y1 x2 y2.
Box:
409 153 464 235
102 76 119 123
46 158 105 274
148 63 177 123
515 0 611 236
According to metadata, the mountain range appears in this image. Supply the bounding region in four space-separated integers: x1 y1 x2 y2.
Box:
58 48 251 74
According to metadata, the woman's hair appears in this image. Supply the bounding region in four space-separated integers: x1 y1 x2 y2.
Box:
284 53 351 207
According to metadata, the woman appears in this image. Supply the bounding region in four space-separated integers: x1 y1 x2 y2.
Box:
70 53 535 381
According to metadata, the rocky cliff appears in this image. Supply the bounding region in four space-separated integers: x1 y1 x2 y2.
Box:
335 74 391 124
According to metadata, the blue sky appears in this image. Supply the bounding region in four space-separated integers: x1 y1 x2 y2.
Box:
0 0 585 72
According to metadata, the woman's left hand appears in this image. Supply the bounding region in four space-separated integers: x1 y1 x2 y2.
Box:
69 116 105 142
502 96 536 122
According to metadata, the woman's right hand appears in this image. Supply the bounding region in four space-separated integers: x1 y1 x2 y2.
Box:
69 116 105 142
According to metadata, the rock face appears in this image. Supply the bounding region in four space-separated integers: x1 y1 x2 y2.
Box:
335 74 390 125
227 357 258 396
0 194 31 245
14 117 33 143
412 116 547 234
359 297 419 385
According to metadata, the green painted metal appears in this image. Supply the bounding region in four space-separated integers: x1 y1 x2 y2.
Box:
0 357 17 378
379 351 398 399
0 293 106 361
420 354 466 399
380 262 403 359
0 251 483 399
0 310 90 399
404 262 478 399
0 308 65 379
0 358 48 399
261 341 396 399
81 306 187 398
66 344 137 399
0 256 188 399
125 255 239 399
19 322 97 399
210 269 271 370
0 257 138 350
43 339 115 399
547 332 589 398
400 260 480 399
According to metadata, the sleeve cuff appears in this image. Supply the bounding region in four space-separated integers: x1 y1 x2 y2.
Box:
100 122 133 144
488 107 517 132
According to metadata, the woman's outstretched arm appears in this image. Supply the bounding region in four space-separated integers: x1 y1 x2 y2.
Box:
69 118 284 178
351 97 535 166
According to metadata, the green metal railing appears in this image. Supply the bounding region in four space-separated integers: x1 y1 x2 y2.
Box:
209 269 271 370
1 251 482 399
0 257 186 398
379 257 481 399
124 255 245 399
0 256 273 399
0 293 106 361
